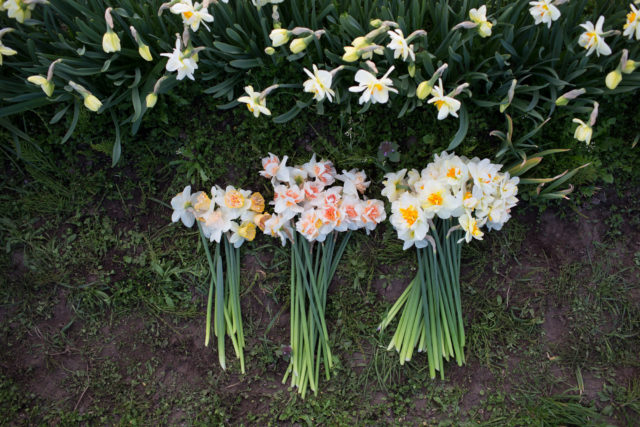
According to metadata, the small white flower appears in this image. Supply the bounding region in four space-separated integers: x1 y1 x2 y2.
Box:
171 185 196 227
458 211 484 243
237 85 271 117
160 36 198 80
572 118 593 145
386 29 415 62
170 0 214 32
469 5 493 37
348 66 398 105
303 65 335 102
623 4 640 40
4 0 35 23
528 0 561 28
427 79 462 120
578 16 612 57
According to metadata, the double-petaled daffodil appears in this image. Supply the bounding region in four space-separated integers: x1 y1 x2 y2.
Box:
269 28 291 47
386 29 415 62
469 5 493 37
528 0 561 28
4 0 35 23
578 16 612 57
572 118 593 145
623 3 640 40
427 79 462 120
161 35 198 80
303 64 335 102
27 75 54 96
238 85 271 117
458 211 484 243
170 0 214 32
348 66 398 105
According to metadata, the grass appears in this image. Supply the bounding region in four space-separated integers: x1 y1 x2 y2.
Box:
0 88 639 425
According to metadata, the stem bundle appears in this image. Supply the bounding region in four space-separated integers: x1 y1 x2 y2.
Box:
283 231 351 398
379 219 465 378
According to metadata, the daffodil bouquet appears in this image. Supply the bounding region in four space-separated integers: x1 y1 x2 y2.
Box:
379 152 519 379
257 153 386 397
171 184 265 373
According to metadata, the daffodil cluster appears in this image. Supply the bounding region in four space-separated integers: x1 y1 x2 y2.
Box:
258 153 386 244
170 184 265 248
383 152 519 249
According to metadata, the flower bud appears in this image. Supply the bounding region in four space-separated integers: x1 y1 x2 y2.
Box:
269 28 291 47
138 44 152 61
416 81 432 100
342 46 359 62
408 62 416 77
146 92 158 108
352 36 369 49
289 36 310 54
555 96 569 106
622 59 637 74
264 46 275 55
102 30 121 53
370 19 382 28
605 69 622 90
84 94 102 112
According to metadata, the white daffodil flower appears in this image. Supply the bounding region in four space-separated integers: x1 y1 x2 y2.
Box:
427 79 462 120
161 36 198 80
469 5 493 37
303 64 335 102
27 75 54 97
578 16 612 57
458 211 484 243
381 168 407 202
623 3 640 40
4 0 35 23
529 0 561 28
348 66 398 105
386 29 415 62
170 0 214 32
237 85 271 117
171 185 197 228
572 118 593 145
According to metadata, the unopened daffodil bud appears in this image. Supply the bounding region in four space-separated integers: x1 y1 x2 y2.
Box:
289 36 311 54
84 94 102 112
264 46 275 55
102 30 121 53
352 36 369 49
416 81 432 100
138 44 152 61
146 92 158 108
342 46 359 62
27 75 54 97
555 88 586 106
408 62 416 77
269 28 291 47
623 59 637 74
605 69 622 89
370 19 382 28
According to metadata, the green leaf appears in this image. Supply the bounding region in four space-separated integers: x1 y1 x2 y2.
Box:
446 105 468 151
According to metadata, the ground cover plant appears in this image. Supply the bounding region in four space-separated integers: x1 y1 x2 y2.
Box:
1 0 640 424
